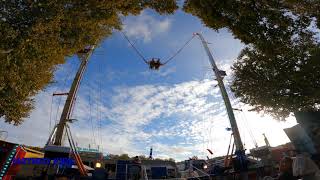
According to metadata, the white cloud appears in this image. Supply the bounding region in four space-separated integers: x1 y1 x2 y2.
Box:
123 11 172 42
141 66 176 77
1 79 296 161
0 92 55 146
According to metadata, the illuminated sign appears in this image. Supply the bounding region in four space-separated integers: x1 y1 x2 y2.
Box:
12 158 74 167
76 147 99 153
0 145 18 179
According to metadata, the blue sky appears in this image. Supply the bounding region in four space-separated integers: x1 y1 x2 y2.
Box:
1 9 297 161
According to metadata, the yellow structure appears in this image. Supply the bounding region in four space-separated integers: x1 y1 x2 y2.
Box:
23 147 44 158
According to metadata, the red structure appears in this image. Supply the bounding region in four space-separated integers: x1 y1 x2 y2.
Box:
270 143 295 163
0 140 27 180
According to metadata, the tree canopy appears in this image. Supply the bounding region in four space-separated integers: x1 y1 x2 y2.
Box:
184 0 318 52
183 0 320 118
232 34 320 118
106 154 175 162
0 0 177 125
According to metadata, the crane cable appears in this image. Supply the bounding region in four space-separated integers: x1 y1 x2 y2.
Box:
240 110 258 147
98 65 103 150
228 88 258 148
49 95 54 136
120 30 196 65
89 94 97 147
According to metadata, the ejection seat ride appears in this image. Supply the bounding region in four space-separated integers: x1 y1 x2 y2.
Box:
148 58 163 70
120 30 195 71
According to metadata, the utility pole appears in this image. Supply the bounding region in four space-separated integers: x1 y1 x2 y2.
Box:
263 133 270 147
149 147 153 159
53 46 95 146
195 33 244 151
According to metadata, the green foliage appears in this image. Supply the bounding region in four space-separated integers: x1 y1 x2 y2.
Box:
183 0 320 118
118 153 131 160
167 158 175 162
138 155 149 160
282 0 320 27
184 0 316 50
232 33 320 119
0 0 177 125
106 153 175 161
107 154 131 160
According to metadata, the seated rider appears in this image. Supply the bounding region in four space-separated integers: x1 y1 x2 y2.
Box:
148 58 163 70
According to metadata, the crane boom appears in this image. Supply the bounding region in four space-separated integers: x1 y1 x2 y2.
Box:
195 33 244 151
53 46 95 146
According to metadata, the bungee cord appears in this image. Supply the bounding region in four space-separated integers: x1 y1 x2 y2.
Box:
120 30 195 70
120 30 148 64
162 34 196 65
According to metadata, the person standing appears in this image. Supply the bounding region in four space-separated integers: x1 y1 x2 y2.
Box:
278 157 297 180
293 153 320 180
